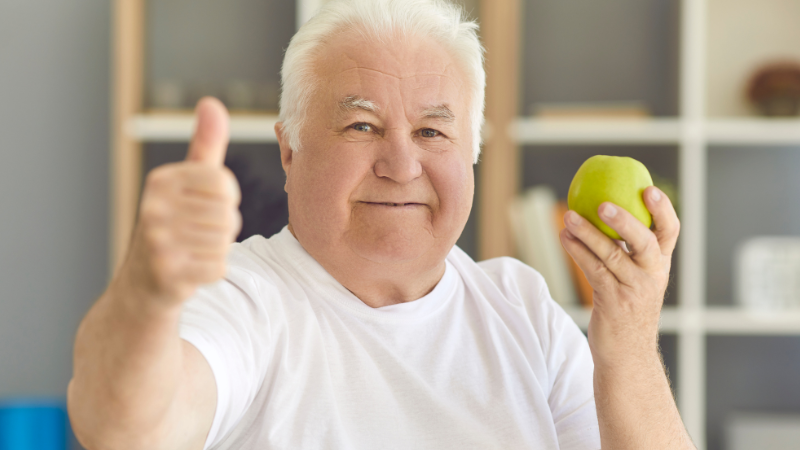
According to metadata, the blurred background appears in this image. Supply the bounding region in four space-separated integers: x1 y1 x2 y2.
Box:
2 0 800 449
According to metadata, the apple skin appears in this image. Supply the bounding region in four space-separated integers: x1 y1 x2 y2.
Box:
567 155 653 240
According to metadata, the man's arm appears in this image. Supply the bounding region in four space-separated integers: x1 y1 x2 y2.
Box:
68 98 241 450
560 186 695 449
68 276 216 450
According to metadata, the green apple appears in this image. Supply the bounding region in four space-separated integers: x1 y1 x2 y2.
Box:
567 155 653 240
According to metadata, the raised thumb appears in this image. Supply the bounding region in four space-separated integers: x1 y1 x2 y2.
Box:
186 97 230 165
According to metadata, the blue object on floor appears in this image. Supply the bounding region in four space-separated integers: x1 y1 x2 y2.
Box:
0 399 67 450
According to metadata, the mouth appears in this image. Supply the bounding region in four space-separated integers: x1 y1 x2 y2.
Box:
362 202 425 207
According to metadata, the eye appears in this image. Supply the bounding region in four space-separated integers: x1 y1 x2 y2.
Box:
421 128 440 138
353 123 372 133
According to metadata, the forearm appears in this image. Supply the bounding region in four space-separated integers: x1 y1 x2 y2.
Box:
68 270 185 448
594 351 695 450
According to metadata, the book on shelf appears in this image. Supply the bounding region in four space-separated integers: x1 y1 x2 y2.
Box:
553 201 593 308
509 186 593 309
529 101 651 120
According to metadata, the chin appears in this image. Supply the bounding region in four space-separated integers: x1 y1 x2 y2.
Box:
344 225 436 265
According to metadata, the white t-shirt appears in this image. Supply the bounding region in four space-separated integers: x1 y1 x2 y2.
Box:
179 227 600 450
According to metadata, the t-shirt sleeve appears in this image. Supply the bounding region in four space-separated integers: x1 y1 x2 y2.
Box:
485 257 600 450
178 266 271 450
538 283 601 450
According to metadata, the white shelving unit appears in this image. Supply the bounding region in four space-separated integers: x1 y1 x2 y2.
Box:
130 113 279 143
115 0 800 448
554 0 800 447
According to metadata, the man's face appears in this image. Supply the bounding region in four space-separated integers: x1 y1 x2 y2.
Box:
280 31 474 271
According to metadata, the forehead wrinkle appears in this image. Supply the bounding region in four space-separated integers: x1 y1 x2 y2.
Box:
340 65 459 81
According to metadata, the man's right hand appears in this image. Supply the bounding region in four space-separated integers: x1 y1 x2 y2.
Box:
123 97 242 307
69 97 238 450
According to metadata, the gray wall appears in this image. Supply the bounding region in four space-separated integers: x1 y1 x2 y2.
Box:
0 0 110 396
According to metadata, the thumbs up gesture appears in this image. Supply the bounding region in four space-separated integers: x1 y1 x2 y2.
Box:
121 97 242 306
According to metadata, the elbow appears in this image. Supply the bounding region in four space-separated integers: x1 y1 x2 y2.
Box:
67 379 160 450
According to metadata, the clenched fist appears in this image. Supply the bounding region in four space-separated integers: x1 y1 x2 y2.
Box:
121 97 242 306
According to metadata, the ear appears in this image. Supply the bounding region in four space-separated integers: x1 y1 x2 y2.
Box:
275 122 293 193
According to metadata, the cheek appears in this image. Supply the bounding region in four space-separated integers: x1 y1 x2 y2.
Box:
289 148 369 226
430 159 474 227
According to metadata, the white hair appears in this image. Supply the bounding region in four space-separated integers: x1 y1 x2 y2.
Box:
278 0 486 163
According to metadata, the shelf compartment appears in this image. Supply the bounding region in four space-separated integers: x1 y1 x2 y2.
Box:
128 113 279 143
512 118 682 145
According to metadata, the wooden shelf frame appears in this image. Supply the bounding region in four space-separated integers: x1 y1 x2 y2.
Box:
111 0 319 270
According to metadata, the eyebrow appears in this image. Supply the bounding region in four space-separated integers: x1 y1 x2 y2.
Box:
338 95 380 114
420 104 455 123
337 96 455 123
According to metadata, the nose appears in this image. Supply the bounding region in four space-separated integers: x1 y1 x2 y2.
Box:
373 131 423 184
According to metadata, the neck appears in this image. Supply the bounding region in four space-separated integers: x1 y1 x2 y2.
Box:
288 224 448 308
339 261 447 308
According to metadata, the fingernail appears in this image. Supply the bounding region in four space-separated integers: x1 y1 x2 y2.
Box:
564 229 575 240
651 188 662 202
568 211 583 226
601 203 617 218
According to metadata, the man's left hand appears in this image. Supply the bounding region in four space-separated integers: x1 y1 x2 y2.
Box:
559 186 680 367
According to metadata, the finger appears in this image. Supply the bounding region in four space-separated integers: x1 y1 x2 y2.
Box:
563 210 637 282
181 258 228 285
559 228 615 292
186 97 230 166
643 186 680 257
174 223 232 251
597 202 661 270
174 164 241 204
174 197 238 230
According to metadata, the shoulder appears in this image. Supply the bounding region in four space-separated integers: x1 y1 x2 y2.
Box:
450 248 580 343
223 232 294 292
465 253 551 309
448 248 561 324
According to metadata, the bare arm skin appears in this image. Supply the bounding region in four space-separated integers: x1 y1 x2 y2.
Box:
68 98 241 450
560 186 696 449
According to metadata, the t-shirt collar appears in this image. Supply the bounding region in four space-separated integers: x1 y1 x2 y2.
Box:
269 226 457 322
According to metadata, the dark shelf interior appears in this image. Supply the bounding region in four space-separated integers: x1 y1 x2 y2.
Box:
706 145 800 306
520 0 681 117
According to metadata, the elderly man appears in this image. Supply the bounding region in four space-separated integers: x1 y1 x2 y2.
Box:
68 0 694 449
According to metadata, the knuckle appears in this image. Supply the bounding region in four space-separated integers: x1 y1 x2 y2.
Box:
144 228 169 252
223 208 240 231
145 165 175 190
672 218 681 236
644 234 660 253
139 200 168 225
590 258 606 275
605 247 626 266
151 253 181 283
221 169 241 202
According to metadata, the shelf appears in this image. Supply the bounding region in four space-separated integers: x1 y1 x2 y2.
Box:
511 118 682 145
128 113 279 143
511 117 800 147
564 305 800 336
704 307 800 335
705 119 800 146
